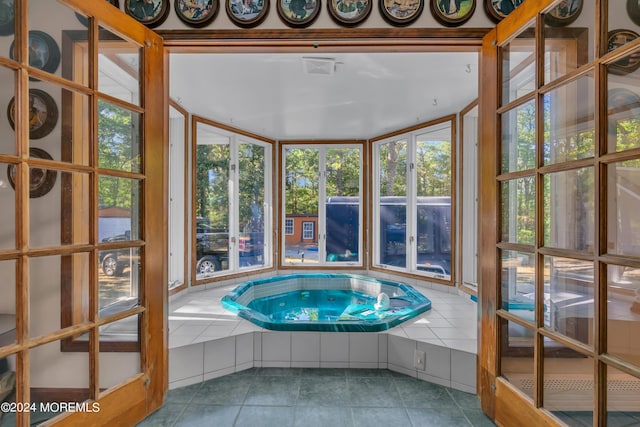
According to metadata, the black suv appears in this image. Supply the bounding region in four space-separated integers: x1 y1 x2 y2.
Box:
100 231 135 277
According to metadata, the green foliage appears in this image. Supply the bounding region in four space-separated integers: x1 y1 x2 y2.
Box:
379 140 407 197
239 143 265 232
97 100 139 209
416 140 451 197
195 144 229 229
285 148 320 215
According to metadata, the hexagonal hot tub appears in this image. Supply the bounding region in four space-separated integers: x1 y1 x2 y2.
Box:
221 274 431 332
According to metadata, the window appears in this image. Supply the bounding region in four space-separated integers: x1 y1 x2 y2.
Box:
285 218 294 235
372 118 455 282
302 222 314 240
193 118 273 281
281 143 363 266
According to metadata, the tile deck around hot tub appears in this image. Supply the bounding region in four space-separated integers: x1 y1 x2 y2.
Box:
168 282 478 393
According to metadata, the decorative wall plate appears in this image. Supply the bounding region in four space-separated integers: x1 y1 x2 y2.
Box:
608 29 640 76
276 0 321 28
9 31 60 76
430 0 475 27
380 0 424 26
327 0 372 27
628 0 640 27
7 147 57 198
484 0 522 23
175 0 219 27
7 89 59 140
125 0 170 28
544 0 582 27
227 0 269 27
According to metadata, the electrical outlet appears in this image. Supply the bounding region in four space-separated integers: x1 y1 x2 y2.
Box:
413 350 425 370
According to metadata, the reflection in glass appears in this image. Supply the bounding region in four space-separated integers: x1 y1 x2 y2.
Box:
543 256 593 346
501 177 535 245
195 126 230 276
500 250 535 322
378 140 407 268
416 126 452 278
239 142 266 268
608 161 640 258
608 72 640 153
325 147 361 264
98 100 141 172
501 28 536 105
543 337 593 425
543 73 595 164
543 2 592 84
98 313 140 344
98 247 140 316
0 66 15 155
0 163 16 250
98 176 141 242
30 339 89 423
99 330 141 392
98 28 140 106
607 365 640 422
0 260 16 347
501 100 536 173
607 264 640 365
31 254 89 337
60 87 90 165
544 168 594 251
284 147 319 264
500 318 535 399
30 171 90 248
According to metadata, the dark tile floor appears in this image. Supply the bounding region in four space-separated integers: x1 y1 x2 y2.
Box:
137 368 497 427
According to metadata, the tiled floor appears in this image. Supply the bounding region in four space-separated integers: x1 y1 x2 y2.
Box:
137 368 496 427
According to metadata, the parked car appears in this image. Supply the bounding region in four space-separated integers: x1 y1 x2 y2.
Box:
100 230 134 277
195 218 263 275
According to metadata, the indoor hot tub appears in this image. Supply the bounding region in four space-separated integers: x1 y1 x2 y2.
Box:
221 273 431 332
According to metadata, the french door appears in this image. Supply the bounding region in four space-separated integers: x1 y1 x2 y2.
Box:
0 1 166 425
480 1 640 426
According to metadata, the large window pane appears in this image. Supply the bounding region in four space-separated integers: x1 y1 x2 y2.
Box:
608 63 640 153
500 250 535 322
501 100 536 173
98 176 141 242
195 126 230 277
501 177 535 245
284 147 318 264
502 27 536 105
98 247 140 317
31 254 89 338
543 339 593 425
543 2 592 84
98 100 141 173
0 162 16 250
98 28 140 106
325 147 361 263
0 66 15 156
607 365 640 422
500 317 535 399
543 73 595 165
544 256 594 346
238 142 266 268
607 264 640 366
544 168 594 251
415 126 452 278
607 160 640 258
378 139 407 268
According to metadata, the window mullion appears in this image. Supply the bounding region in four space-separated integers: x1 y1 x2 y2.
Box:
407 135 417 272
318 147 327 265
230 137 239 271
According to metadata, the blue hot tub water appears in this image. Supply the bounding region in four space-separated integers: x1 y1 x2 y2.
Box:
221 274 432 332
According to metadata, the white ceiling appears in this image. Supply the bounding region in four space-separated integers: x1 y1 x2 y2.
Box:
169 52 479 140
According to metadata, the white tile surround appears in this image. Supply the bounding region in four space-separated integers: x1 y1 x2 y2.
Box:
168 273 479 394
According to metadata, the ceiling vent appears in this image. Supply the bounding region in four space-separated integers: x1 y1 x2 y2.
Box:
302 57 337 76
